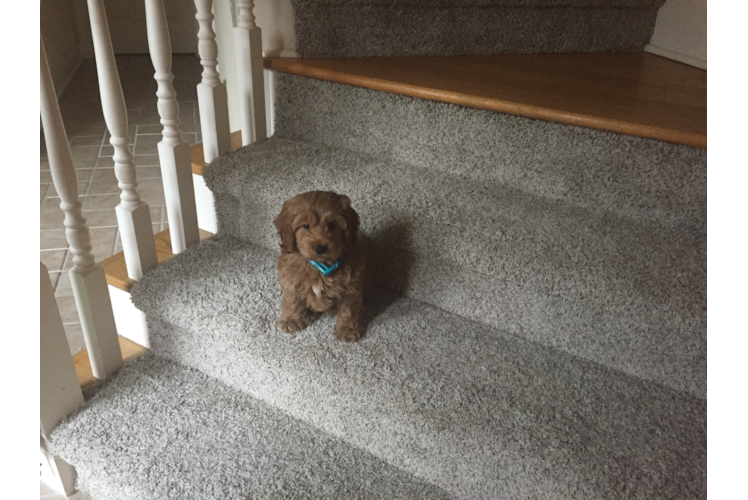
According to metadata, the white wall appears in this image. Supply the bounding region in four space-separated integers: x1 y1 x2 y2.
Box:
41 0 84 96
646 0 707 69
254 0 297 58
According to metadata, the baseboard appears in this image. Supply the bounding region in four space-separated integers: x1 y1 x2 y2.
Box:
645 44 707 70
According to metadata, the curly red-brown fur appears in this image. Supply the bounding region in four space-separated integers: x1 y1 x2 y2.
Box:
273 191 366 342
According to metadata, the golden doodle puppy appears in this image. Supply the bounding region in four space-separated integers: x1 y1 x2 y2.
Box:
273 191 366 342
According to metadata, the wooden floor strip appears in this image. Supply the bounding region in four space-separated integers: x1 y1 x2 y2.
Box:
100 228 213 293
190 130 243 176
266 53 706 148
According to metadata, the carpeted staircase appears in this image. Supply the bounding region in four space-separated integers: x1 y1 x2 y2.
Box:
48 2 706 499
290 0 667 57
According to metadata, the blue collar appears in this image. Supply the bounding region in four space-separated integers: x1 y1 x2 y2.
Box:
308 256 341 276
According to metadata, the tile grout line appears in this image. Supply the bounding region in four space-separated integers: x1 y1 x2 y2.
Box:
96 123 109 160
55 249 70 294
40 242 69 251
78 129 108 253
41 183 50 208
83 128 109 200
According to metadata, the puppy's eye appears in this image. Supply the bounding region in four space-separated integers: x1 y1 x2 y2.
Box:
302 224 310 230
327 223 336 231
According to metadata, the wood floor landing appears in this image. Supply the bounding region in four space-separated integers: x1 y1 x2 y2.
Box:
266 53 706 148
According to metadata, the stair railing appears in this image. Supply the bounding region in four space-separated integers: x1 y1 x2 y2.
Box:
40 38 124 382
40 263 85 496
234 0 267 145
88 0 159 279
40 32 125 496
145 0 201 254
40 0 269 491
196 0 232 163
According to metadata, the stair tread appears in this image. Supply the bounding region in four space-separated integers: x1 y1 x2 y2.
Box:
129 235 706 499
272 71 706 229
50 355 450 500
266 53 706 147
204 137 705 396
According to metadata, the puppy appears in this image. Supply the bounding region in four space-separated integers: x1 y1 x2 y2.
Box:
273 191 366 342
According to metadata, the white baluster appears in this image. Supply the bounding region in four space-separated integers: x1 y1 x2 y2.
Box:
40 262 83 496
41 39 123 380
234 0 267 145
88 0 158 280
195 0 231 163
145 0 200 253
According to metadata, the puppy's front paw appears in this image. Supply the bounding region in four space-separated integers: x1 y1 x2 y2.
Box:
278 315 308 334
334 324 361 342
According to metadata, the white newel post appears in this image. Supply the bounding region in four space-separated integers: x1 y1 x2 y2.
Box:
145 0 200 253
88 0 158 280
195 0 231 163
234 0 267 145
40 263 84 495
40 39 124 380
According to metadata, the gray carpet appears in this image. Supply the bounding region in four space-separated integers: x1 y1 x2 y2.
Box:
273 73 707 230
50 355 452 500
291 0 665 57
204 137 705 398
126 235 705 500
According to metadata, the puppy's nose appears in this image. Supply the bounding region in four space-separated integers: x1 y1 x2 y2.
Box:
314 244 328 255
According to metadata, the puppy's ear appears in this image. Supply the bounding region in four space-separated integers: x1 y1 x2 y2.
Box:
338 195 360 243
273 202 297 253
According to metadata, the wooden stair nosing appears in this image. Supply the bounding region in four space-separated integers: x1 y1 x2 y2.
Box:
265 53 706 148
100 229 213 293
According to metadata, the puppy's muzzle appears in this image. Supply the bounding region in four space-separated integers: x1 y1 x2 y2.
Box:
314 244 328 255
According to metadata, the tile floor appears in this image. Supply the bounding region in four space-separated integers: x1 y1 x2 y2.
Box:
40 54 203 499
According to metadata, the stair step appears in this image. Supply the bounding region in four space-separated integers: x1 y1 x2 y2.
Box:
204 137 705 397
267 53 706 147
271 71 706 231
290 0 664 57
129 235 706 499
50 355 451 500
